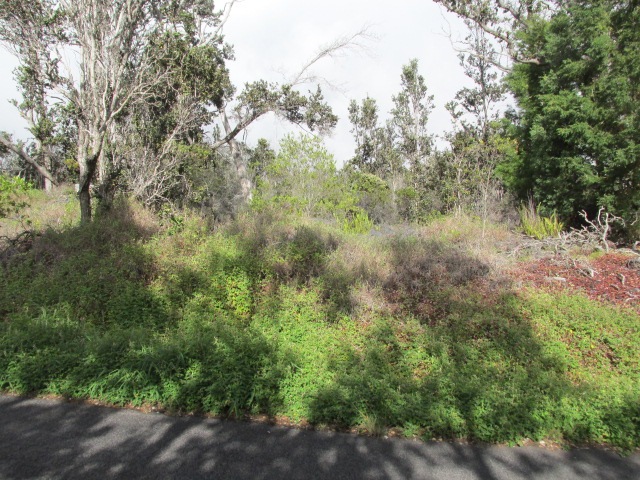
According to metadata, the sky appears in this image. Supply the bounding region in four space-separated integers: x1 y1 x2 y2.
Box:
0 0 472 165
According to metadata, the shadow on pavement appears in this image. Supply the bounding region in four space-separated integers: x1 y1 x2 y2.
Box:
1 395 638 480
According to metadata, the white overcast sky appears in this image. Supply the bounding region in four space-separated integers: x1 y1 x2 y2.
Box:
0 0 471 165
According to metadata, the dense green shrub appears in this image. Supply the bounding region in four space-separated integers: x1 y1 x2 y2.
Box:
0 175 31 219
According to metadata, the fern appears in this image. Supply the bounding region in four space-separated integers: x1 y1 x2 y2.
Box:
519 202 564 239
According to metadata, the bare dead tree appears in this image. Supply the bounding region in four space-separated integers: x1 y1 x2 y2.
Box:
510 206 628 257
62 0 169 222
578 207 625 253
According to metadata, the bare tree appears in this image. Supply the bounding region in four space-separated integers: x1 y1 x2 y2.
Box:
53 0 237 222
62 0 165 221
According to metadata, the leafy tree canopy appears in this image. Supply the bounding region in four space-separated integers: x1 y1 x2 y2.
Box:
503 0 640 228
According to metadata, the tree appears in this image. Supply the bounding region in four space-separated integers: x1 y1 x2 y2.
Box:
0 0 66 189
1 1 350 222
390 59 434 220
207 31 371 207
438 0 640 234
248 138 276 182
63 0 240 223
254 134 340 217
451 26 507 141
348 97 399 177
446 25 511 221
104 18 234 207
214 82 337 206
1 0 237 222
391 59 434 169
434 0 554 71
503 0 640 229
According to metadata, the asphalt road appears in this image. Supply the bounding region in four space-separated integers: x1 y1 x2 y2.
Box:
0 394 639 479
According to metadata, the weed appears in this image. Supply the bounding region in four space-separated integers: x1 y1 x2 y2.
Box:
519 200 564 239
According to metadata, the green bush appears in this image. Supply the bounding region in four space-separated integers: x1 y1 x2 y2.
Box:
338 208 373 234
0 175 31 218
519 201 564 239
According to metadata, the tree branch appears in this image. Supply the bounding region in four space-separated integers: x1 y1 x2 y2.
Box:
0 135 57 186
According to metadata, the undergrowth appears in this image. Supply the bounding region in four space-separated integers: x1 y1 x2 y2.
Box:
0 195 638 450
519 201 564 240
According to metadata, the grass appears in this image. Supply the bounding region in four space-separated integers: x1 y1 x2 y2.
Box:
0 192 639 450
0 185 78 239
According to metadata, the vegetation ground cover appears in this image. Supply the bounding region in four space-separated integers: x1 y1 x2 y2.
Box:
1 192 638 451
513 255 640 314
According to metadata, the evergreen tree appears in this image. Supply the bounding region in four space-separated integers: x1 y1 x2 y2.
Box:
504 0 640 229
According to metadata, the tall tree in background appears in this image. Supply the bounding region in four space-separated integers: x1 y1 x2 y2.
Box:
348 96 387 175
434 0 553 71
390 59 433 220
441 25 511 221
391 59 433 170
451 26 506 141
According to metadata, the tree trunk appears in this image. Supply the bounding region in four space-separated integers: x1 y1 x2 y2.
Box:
77 132 102 224
43 149 53 191
220 109 252 206
78 188 92 223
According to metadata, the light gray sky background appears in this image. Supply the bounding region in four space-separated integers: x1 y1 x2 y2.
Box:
0 0 471 165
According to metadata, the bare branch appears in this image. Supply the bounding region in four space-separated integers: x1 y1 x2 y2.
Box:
289 26 376 88
0 135 57 186
214 0 239 37
434 0 554 70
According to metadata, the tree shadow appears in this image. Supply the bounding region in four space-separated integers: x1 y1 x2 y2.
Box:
0 198 167 327
304 236 634 446
0 202 290 417
1 206 638 455
0 394 638 480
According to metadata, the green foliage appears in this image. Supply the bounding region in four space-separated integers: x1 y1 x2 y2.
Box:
519 202 564 239
419 26 511 222
1 203 639 450
248 138 276 181
333 169 393 224
391 59 434 168
338 208 373 234
253 134 339 217
0 175 31 218
504 0 640 230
